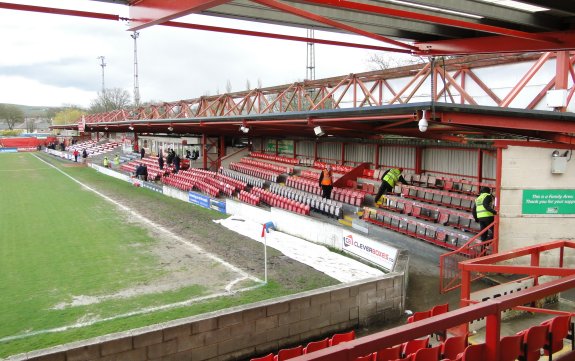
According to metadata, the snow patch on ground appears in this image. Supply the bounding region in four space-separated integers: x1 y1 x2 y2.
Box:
214 216 384 283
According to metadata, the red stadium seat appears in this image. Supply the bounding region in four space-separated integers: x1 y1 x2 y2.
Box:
376 345 402 361
458 343 485 361
412 345 440 361
251 353 274 361
303 338 329 354
542 315 572 360
499 334 523 361
275 345 303 361
402 337 430 358
518 324 548 361
441 335 467 360
329 330 356 346
355 353 377 361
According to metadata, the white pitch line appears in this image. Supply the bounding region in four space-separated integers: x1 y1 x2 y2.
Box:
0 282 264 343
32 154 262 284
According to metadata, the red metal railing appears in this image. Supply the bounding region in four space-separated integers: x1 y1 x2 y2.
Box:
439 220 496 294
290 272 575 361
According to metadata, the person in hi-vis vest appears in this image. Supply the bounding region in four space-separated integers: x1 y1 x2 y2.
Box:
472 186 497 241
318 164 334 199
375 167 408 206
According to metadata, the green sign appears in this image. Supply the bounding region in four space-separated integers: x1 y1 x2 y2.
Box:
522 189 575 215
265 140 294 155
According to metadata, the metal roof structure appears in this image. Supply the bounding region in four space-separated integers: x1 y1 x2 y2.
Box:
3 1 575 147
2 0 575 55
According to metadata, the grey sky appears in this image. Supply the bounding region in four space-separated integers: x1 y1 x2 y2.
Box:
0 0 404 108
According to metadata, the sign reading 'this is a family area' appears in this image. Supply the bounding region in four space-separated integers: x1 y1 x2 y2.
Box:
522 189 575 215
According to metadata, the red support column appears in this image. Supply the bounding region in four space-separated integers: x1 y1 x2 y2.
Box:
375 144 380 169
415 146 423 174
202 134 207 169
314 141 318 163
477 149 483 182
133 132 138 152
485 313 501 361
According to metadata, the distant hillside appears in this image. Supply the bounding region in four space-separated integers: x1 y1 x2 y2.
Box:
0 103 64 118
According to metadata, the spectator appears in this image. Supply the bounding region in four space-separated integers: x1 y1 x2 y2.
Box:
318 164 333 199
166 148 174 166
185 149 192 159
82 149 88 164
140 147 145 159
192 149 199 160
73 149 79 162
375 167 408 206
173 154 181 174
135 163 148 181
472 186 497 241
158 155 164 170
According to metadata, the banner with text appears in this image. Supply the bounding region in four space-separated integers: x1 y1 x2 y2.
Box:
522 189 575 215
342 231 398 271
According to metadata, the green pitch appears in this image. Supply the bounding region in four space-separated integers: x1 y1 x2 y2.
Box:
0 153 337 358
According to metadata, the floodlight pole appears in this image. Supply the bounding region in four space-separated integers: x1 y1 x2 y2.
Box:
97 56 106 93
131 31 141 107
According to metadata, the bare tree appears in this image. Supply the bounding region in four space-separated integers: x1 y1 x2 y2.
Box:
89 88 131 114
0 104 24 130
225 80 232 93
367 53 428 71
245 79 251 90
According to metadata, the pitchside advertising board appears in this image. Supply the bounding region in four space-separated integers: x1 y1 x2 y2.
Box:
188 191 226 214
342 231 398 272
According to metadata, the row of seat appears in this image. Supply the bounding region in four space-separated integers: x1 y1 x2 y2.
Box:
447 314 573 361
332 187 365 206
238 190 260 206
251 187 311 215
383 195 480 233
230 162 281 182
250 330 355 361
68 140 120 157
268 183 342 218
409 174 496 196
240 157 294 174
250 152 299 165
299 169 321 180
219 168 265 189
203 177 236 197
313 161 355 174
400 185 476 212
363 207 472 249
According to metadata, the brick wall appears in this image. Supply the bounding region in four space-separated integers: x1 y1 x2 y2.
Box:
13 257 407 361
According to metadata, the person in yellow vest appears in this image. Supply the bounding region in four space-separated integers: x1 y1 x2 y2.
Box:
103 156 109 168
472 186 497 241
375 167 408 206
318 164 334 199
113 154 120 168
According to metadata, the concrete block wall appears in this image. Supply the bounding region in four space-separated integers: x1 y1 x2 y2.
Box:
500 145 575 257
14 270 407 361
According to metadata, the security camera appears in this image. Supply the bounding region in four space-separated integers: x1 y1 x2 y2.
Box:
418 110 429 132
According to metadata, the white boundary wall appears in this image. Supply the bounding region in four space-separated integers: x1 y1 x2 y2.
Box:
499 145 575 260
